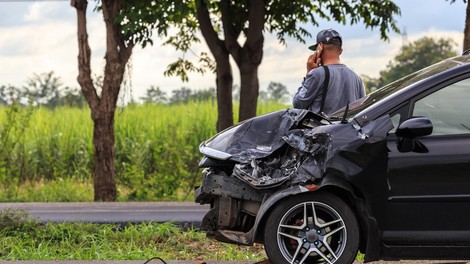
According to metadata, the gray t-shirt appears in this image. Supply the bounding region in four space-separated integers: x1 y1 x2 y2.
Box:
293 64 365 115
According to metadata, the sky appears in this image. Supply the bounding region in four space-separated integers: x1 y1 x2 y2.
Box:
0 0 467 103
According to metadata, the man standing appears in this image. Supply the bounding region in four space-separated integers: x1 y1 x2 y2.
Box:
293 29 365 115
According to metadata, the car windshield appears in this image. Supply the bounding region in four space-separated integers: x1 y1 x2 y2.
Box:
329 55 470 120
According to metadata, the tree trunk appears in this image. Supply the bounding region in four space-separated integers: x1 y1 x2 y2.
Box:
72 0 132 201
92 111 116 200
235 0 265 122
239 61 260 121
196 1 234 131
464 1 470 52
215 55 234 131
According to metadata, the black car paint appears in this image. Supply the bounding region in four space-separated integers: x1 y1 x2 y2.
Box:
350 58 470 259
353 58 470 258
195 55 470 262
196 112 395 261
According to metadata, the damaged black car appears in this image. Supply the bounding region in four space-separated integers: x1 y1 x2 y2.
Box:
195 53 470 264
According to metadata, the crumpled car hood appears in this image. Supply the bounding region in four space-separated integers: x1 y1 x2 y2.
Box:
283 115 393 181
200 108 322 163
200 108 394 189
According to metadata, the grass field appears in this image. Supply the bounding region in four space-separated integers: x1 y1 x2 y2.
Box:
0 101 288 202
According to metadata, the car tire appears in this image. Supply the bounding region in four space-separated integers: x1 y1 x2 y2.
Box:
263 192 359 264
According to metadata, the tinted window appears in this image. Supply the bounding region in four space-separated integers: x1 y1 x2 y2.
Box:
413 79 470 135
333 56 470 121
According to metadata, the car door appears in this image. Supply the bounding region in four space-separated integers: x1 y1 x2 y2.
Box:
383 77 470 245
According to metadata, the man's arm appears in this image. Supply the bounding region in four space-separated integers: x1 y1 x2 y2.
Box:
293 70 322 109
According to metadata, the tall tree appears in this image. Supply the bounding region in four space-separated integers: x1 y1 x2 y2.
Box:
266 81 289 103
466 1 470 51
447 0 470 51
196 1 234 130
0 85 20 105
142 0 401 129
71 0 132 201
71 0 171 201
378 37 458 86
23 71 63 107
141 86 167 104
170 87 192 104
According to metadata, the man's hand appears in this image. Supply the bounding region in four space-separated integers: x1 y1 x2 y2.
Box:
306 52 321 73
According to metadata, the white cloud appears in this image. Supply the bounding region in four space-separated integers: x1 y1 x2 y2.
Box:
23 2 70 23
23 2 43 22
0 1 467 103
0 11 105 88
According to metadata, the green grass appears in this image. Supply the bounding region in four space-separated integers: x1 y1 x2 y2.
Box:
0 101 289 202
0 208 266 261
0 178 94 202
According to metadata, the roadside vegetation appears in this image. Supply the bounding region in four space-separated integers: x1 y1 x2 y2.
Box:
0 86 285 261
0 208 266 261
0 36 457 202
0 100 287 202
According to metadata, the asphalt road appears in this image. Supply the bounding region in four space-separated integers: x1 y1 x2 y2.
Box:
0 202 209 226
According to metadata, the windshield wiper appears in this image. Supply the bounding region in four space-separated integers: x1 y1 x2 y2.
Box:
324 101 350 123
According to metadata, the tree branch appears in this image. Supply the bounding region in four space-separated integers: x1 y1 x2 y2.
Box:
101 0 133 108
196 0 227 62
243 0 265 65
245 0 265 48
220 0 241 64
71 0 99 110
464 1 470 51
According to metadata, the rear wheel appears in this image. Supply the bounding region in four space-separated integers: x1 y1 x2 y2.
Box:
263 192 359 264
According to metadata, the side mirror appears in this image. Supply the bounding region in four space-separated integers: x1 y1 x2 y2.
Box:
396 117 433 138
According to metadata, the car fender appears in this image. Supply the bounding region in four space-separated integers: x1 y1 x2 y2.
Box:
317 174 382 262
251 175 381 262
251 184 309 243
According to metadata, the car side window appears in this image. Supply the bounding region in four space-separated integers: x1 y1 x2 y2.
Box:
389 114 401 133
413 78 470 135
386 103 410 135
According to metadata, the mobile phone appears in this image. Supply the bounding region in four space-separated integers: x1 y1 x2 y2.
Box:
315 44 323 57
315 44 323 65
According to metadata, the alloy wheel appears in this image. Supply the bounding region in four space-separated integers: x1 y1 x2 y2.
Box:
276 201 347 264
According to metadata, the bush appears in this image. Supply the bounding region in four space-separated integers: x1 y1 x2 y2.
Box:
0 208 39 236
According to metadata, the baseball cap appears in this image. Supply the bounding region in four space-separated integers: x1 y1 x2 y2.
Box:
308 29 343 51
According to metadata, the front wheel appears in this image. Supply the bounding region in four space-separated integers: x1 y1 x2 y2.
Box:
263 192 359 264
